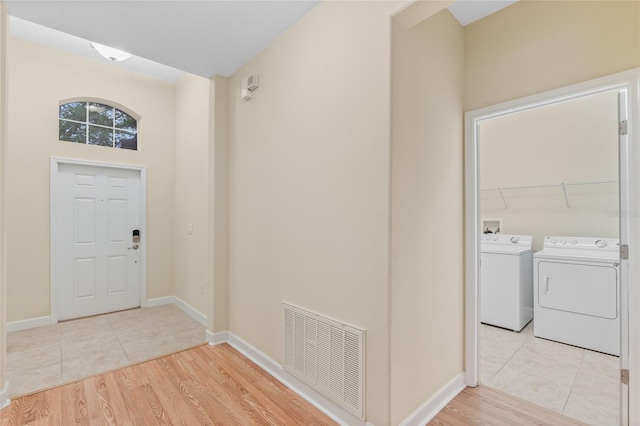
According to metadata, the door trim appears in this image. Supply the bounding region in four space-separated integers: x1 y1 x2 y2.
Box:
464 68 640 425
50 157 147 323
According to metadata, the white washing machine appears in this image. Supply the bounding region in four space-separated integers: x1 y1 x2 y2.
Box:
480 234 533 331
534 236 620 356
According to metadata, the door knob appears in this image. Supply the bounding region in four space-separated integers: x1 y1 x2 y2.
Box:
128 244 139 250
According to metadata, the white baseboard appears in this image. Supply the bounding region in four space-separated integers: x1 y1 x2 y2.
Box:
7 297 207 332
7 316 51 332
399 372 466 426
207 330 228 345
147 296 207 327
225 331 366 426
146 296 175 308
0 381 10 410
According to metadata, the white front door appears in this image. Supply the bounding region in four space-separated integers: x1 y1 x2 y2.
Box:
55 163 142 321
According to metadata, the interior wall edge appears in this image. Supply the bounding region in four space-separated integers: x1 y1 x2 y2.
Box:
0 1 8 389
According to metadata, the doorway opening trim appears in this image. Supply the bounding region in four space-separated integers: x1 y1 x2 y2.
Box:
464 68 640 424
49 157 148 324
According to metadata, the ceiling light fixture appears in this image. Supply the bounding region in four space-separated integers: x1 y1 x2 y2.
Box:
90 42 132 62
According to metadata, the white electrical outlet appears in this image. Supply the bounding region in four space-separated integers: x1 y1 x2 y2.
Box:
187 224 193 235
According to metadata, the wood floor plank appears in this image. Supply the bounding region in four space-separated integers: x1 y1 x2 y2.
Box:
46 387 62 426
222 353 333 425
100 373 137 425
429 386 585 426
0 399 22 426
113 368 157 425
155 356 219 425
92 375 117 426
462 386 582 425
84 376 106 425
190 347 303 425
202 344 324 424
188 348 272 424
69 381 90 426
168 350 252 425
140 361 202 426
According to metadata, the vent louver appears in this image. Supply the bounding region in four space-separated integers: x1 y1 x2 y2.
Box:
283 303 365 420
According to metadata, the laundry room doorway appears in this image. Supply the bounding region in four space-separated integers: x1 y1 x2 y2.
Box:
464 69 640 425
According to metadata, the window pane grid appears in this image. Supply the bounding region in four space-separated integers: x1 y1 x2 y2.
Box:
59 118 86 126
59 101 137 150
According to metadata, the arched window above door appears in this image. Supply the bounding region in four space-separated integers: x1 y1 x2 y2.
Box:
59 100 138 150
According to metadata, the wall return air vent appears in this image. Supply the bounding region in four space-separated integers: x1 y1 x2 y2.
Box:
282 302 365 420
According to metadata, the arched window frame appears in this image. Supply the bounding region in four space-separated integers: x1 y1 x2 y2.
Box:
58 97 140 151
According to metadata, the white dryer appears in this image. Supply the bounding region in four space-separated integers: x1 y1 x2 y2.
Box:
480 234 533 331
534 236 620 356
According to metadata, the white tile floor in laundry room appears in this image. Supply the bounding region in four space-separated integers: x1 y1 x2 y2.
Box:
6 304 207 398
481 321 620 426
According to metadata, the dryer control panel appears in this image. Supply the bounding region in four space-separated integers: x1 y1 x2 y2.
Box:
541 236 619 260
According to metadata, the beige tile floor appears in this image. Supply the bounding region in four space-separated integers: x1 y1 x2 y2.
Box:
481 321 619 426
6 304 206 398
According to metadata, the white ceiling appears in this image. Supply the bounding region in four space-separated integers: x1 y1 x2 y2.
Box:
5 1 518 83
448 0 518 26
6 0 321 79
10 16 185 82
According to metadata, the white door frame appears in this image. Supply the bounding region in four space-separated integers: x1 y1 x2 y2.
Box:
50 157 147 323
464 68 640 425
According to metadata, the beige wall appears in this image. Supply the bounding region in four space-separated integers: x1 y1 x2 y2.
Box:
227 2 402 423
465 0 640 111
480 91 619 251
390 8 464 424
0 1 8 388
174 73 211 315
6 38 177 322
3 0 638 421
211 75 229 333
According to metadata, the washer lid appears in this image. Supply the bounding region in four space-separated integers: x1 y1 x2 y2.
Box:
480 234 533 254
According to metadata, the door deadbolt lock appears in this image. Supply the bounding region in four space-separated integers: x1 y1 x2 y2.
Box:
132 229 140 243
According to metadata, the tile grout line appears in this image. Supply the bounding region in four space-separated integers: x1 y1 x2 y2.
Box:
483 322 619 423
561 349 586 415
107 313 134 363
490 327 530 381
8 305 206 397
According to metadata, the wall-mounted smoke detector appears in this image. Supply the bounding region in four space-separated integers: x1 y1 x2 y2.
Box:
242 74 260 101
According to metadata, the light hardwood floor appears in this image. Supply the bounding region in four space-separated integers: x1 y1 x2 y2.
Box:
0 343 336 426
1 342 589 426
429 386 585 426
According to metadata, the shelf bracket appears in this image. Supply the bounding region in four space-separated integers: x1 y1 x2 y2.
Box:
497 187 508 209
561 182 570 207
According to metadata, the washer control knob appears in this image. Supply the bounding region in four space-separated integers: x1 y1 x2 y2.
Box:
510 236 520 243
596 239 608 248
493 236 498 241
560 240 567 244
550 239 557 244
570 239 577 245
